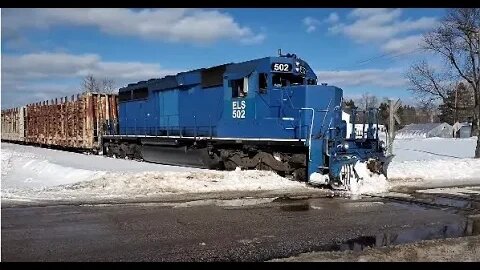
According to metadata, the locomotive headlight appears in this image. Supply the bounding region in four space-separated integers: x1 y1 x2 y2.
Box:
295 61 300 66
337 143 349 151
295 67 300 72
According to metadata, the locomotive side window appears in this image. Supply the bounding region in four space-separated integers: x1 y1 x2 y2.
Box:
231 77 248 98
259 73 268 93
119 91 132 102
202 65 227 89
132 87 149 100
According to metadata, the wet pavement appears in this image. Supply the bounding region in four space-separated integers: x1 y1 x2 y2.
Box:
2 194 478 262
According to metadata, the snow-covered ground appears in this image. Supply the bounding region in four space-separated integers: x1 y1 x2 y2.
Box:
1 143 311 204
391 137 476 162
387 137 480 191
1 136 480 204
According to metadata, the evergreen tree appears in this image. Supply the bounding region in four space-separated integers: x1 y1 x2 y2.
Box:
438 82 474 124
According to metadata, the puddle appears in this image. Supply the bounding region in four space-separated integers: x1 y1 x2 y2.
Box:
338 236 376 251
272 196 312 203
274 197 319 212
280 203 310 212
433 197 476 209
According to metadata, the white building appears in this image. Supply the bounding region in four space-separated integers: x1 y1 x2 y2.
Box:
342 111 387 139
396 123 453 139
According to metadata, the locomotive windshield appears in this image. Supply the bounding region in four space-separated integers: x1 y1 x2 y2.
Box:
272 73 305 87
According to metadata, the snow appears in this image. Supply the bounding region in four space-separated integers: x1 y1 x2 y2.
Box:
1 143 310 203
389 159 480 181
391 137 476 162
385 137 480 190
1 135 480 203
349 161 389 195
332 136 480 195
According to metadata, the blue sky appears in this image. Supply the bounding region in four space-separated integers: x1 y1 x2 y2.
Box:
1 8 446 108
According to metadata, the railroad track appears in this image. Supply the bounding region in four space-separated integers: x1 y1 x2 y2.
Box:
365 191 480 213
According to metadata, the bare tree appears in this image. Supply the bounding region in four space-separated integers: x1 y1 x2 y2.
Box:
101 77 115 94
353 92 379 124
356 92 379 111
417 101 440 123
406 8 480 158
81 74 116 94
82 74 100 93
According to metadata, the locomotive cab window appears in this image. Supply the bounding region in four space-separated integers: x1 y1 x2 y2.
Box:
307 78 317 85
258 73 268 93
231 76 249 98
272 74 304 87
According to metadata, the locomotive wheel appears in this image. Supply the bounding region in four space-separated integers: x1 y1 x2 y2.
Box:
223 160 238 171
292 168 307 182
255 162 272 171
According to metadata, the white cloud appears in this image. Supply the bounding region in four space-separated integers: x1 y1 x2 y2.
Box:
1 52 181 108
303 17 321 33
381 34 425 54
348 8 396 19
240 33 266 45
2 52 176 81
2 8 264 45
316 68 408 88
327 8 438 43
302 13 340 33
325 12 339 24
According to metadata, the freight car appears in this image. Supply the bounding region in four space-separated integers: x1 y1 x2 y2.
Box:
1 92 117 151
1 106 26 142
101 52 392 189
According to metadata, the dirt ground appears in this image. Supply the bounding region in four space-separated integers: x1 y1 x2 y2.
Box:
271 235 480 262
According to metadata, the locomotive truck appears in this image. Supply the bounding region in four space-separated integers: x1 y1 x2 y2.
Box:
1 52 392 189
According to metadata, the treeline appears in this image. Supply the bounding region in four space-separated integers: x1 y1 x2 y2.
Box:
341 90 474 130
343 94 453 128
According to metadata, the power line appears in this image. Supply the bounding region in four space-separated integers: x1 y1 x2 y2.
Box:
330 48 424 71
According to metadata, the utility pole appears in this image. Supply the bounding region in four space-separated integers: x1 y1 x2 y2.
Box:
455 84 458 124
388 99 401 156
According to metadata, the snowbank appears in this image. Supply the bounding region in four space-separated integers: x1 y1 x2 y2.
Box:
1 143 310 203
2 169 306 202
2 148 106 189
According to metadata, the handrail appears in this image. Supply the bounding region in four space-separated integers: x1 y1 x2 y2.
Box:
300 107 314 161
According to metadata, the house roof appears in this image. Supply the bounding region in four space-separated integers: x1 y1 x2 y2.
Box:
397 123 450 133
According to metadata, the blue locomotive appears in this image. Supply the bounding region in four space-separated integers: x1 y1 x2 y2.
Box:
102 51 391 188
